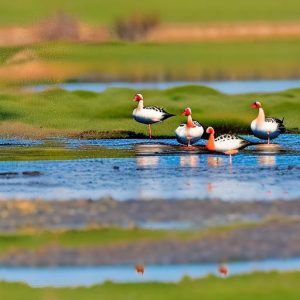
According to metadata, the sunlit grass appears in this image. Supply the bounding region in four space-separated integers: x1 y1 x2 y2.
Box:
2 40 300 82
36 41 300 81
0 0 300 25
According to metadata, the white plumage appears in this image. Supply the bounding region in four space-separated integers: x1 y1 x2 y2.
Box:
132 93 174 138
251 101 285 142
175 108 204 146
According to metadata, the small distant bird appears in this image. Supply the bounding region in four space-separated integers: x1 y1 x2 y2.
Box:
175 107 204 146
251 101 285 144
132 93 175 139
205 127 252 152
135 264 145 276
218 264 229 277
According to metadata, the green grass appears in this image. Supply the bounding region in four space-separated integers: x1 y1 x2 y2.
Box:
0 223 257 255
3 41 300 82
1 272 300 300
23 40 300 81
0 85 299 138
1 0 300 25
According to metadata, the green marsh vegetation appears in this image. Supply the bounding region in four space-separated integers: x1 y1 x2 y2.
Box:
1 271 300 300
0 222 262 256
2 40 300 82
0 86 298 138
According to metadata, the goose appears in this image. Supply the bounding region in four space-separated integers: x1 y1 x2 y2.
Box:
175 107 204 146
132 93 175 138
205 127 252 152
251 101 285 144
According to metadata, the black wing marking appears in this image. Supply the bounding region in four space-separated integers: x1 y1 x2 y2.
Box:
193 120 204 128
215 134 240 141
144 106 168 114
144 106 175 120
215 134 252 148
266 116 286 133
179 120 204 128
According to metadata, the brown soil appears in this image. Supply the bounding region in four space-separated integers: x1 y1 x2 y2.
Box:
147 22 300 42
0 60 82 83
1 22 300 47
1 219 300 266
1 198 300 231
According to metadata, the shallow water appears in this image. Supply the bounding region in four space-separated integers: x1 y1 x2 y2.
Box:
31 79 300 94
1 257 300 287
0 135 299 201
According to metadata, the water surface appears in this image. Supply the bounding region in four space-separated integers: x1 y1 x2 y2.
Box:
0 135 299 201
31 79 300 94
0 257 300 287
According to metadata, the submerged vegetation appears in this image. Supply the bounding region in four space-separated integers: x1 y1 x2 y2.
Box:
0 86 298 138
0 144 133 161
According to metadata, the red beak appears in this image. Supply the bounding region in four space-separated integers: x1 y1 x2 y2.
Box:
251 103 257 108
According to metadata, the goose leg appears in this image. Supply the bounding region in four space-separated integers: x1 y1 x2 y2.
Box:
148 124 152 139
187 129 191 147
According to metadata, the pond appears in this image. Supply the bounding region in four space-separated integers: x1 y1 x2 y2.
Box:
30 79 300 94
0 257 300 287
0 134 299 201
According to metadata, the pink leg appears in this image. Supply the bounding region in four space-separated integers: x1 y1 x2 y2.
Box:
148 124 152 139
229 154 232 165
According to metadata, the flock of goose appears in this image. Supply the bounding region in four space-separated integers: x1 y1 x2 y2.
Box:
132 93 285 156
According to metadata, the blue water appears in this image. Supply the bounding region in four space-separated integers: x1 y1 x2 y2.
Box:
0 257 300 287
30 79 300 94
0 135 299 201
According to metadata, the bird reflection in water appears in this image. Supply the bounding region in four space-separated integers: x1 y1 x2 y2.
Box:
180 155 199 167
136 156 159 167
257 155 276 166
134 143 175 156
207 182 214 193
135 264 145 276
207 156 224 167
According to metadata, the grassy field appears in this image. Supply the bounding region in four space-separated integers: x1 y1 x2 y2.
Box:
2 40 300 82
0 223 255 254
1 272 300 300
0 85 298 138
0 0 300 25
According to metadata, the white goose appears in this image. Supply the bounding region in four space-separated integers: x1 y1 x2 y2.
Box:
132 93 175 138
251 101 285 144
205 127 252 153
175 107 204 146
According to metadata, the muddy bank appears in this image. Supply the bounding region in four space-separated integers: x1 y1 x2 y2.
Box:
1 219 300 266
1 198 300 231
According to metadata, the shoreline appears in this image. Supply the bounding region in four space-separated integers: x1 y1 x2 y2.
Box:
0 199 300 266
1 198 300 231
